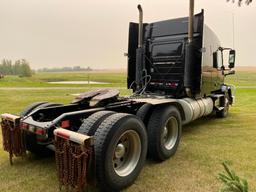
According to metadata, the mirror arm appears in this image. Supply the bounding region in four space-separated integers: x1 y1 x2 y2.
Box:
218 47 233 51
224 70 235 77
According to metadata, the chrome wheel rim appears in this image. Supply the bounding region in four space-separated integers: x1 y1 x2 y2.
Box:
161 116 179 150
112 130 141 177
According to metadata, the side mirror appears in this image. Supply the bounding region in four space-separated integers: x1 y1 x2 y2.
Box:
213 52 218 68
228 50 236 69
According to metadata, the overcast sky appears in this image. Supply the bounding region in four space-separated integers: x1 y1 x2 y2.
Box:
0 0 255 69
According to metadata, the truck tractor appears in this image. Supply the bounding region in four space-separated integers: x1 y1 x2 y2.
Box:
1 4 236 192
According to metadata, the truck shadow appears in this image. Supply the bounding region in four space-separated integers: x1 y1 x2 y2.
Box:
182 115 219 135
182 112 238 135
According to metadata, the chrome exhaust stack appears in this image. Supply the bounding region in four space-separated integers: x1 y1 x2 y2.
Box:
137 4 143 48
188 0 194 43
184 0 195 97
135 4 145 91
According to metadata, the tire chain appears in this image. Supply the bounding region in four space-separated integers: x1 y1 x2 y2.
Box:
1 117 92 191
55 136 92 192
1 118 26 165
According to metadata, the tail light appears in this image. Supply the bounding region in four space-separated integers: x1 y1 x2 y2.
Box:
61 120 70 129
21 122 47 136
35 128 46 135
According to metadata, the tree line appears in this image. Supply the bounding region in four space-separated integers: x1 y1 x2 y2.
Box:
37 66 92 72
234 0 252 6
0 59 33 77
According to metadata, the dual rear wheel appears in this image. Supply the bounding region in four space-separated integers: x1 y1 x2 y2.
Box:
79 104 182 190
79 111 147 191
147 105 182 161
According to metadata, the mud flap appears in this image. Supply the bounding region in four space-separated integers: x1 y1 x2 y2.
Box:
1 113 26 165
54 128 93 192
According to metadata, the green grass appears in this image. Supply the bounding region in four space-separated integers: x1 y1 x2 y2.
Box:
226 71 256 86
35 71 126 84
0 71 256 192
0 71 127 87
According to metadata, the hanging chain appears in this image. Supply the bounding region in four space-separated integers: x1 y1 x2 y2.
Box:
1 117 26 165
55 136 92 192
2 116 92 191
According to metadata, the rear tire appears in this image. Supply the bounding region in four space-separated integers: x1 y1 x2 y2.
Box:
78 111 116 136
20 102 47 117
94 113 147 191
147 105 182 161
136 103 153 127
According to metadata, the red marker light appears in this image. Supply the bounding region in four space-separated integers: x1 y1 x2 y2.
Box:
35 128 46 135
61 120 70 128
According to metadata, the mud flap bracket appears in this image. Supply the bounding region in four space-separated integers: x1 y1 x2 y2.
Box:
54 128 93 192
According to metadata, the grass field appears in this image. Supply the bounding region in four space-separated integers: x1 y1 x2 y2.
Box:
0 70 256 192
0 71 127 88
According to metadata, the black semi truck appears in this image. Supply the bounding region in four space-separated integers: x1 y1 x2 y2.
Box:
1 4 236 192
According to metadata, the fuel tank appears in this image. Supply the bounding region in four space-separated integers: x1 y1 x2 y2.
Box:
178 97 214 125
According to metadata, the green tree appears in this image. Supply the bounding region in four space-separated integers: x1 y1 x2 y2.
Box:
13 60 21 75
19 59 32 77
1 59 7 74
0 59 14 75
0 59 33 77
227 0 253 6
6 59 13 75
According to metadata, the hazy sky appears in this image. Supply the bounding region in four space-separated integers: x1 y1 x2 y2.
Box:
0 0 255 69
